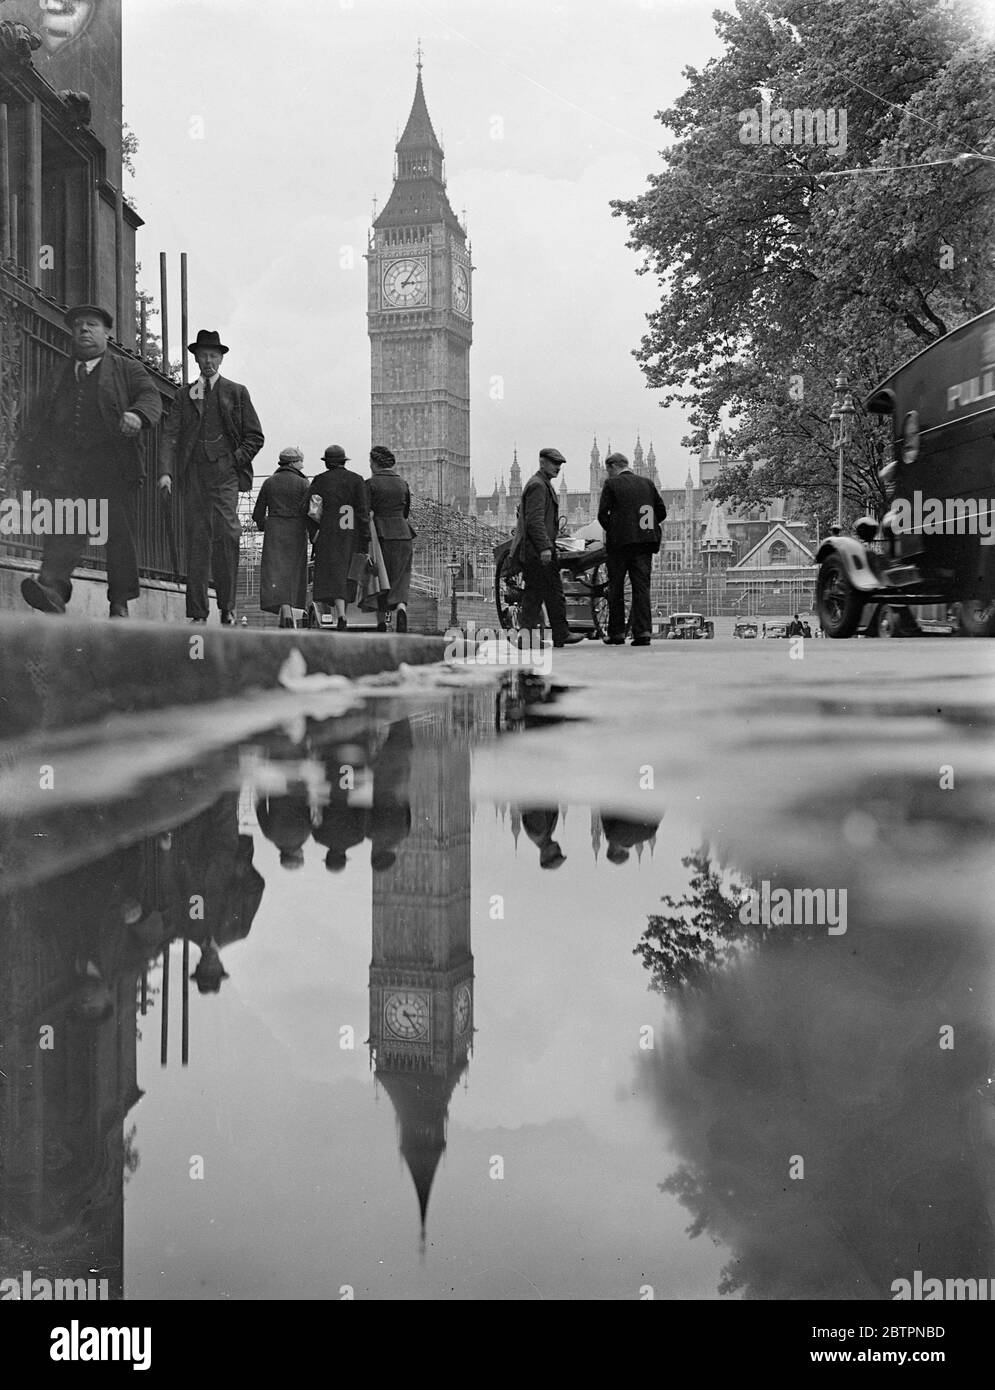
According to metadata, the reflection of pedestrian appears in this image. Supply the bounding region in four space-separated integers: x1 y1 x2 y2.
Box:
163 793 266 993
17 304 162 618
601 813 661 865
253 446 311 613
158 329 265 624
509 448 583 648
521 807 567 869
370 719 413 871
255 789 312 869
597 452 667 646
365 446 416 633
308 445 370 630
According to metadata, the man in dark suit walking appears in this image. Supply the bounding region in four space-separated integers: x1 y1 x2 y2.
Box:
597 451 667 646
508 447 583 648
157 329 264 624
18 304 162 618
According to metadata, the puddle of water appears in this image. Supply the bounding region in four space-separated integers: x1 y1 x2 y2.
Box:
0 676 991 1300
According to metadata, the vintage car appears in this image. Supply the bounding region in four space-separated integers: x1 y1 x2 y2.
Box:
815 306 995 637
762 620 790 638
733 618 759 639
665 611 715 640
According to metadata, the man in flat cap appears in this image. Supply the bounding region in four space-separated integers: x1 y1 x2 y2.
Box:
597 451 667 645
508 447 583 647
18 304 162 618
252 446 311 615
158 329 264 623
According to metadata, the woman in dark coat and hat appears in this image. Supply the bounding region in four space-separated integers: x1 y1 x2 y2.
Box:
252 445 311 614
307 445 370 630
364 445 416 632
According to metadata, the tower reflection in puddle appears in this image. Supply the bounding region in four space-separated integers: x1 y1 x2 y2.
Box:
367 705 476 1249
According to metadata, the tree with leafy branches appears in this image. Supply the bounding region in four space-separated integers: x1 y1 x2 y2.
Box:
612 0 995 529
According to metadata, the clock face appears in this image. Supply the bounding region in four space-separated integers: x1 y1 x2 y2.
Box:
383 258 428 308
384 990 430 1040
452 262 469 314
454 983 472 1035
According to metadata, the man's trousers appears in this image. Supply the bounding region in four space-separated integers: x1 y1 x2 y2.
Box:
183 451 241 619
39 453 140 607
606 548 654 640
519 555 570 644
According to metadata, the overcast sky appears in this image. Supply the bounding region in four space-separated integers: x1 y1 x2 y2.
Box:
124 0 724 491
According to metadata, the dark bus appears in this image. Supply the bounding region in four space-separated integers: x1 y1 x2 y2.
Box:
815 306 995 637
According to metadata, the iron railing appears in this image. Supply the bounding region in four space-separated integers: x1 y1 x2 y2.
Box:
0 266 184 582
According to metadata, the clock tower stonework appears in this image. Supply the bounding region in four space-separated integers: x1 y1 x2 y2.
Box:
367 61 472 507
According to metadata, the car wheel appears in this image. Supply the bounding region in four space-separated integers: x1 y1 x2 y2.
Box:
495 551 523 632
589 564 630 639
816 555 862 638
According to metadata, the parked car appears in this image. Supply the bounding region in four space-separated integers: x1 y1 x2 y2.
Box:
763 620 790 638
665 611 715 640
733 618 759 639
815 305 995 637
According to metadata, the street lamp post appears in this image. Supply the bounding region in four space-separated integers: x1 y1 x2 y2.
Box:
829 375 856 530
448 551 460 629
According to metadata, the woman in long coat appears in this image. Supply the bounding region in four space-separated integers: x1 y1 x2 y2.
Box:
364 445 416 632
252 446 311 614
307 444 370 630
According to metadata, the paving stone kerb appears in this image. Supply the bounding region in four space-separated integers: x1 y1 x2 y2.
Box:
0 614 448 738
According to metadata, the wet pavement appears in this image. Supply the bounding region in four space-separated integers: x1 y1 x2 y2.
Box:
0 635 992 1300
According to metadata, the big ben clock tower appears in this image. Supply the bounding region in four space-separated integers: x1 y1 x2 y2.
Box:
368 705 475 1243
367 54 472 507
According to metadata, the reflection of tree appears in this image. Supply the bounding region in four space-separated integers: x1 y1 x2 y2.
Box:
633 849 761 993
637 852 995 1299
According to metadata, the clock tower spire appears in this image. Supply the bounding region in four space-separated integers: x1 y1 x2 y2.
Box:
368 57 472 506
368 708 476 1243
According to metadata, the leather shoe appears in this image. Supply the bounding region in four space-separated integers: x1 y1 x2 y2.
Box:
109 602 129 618
554 633 585 647
220 610 236 626
603 635 625 645
21 576 66 614
395 608 408 633
631 636 652 646
189 617 206 624
337 617 347 632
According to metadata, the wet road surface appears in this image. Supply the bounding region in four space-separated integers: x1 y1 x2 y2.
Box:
0 635 992 1299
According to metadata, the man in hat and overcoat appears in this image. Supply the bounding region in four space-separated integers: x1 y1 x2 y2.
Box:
18 304 162 617
252 445 311 614
508 447 583 647
157 329 264 623
596 451 667 645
